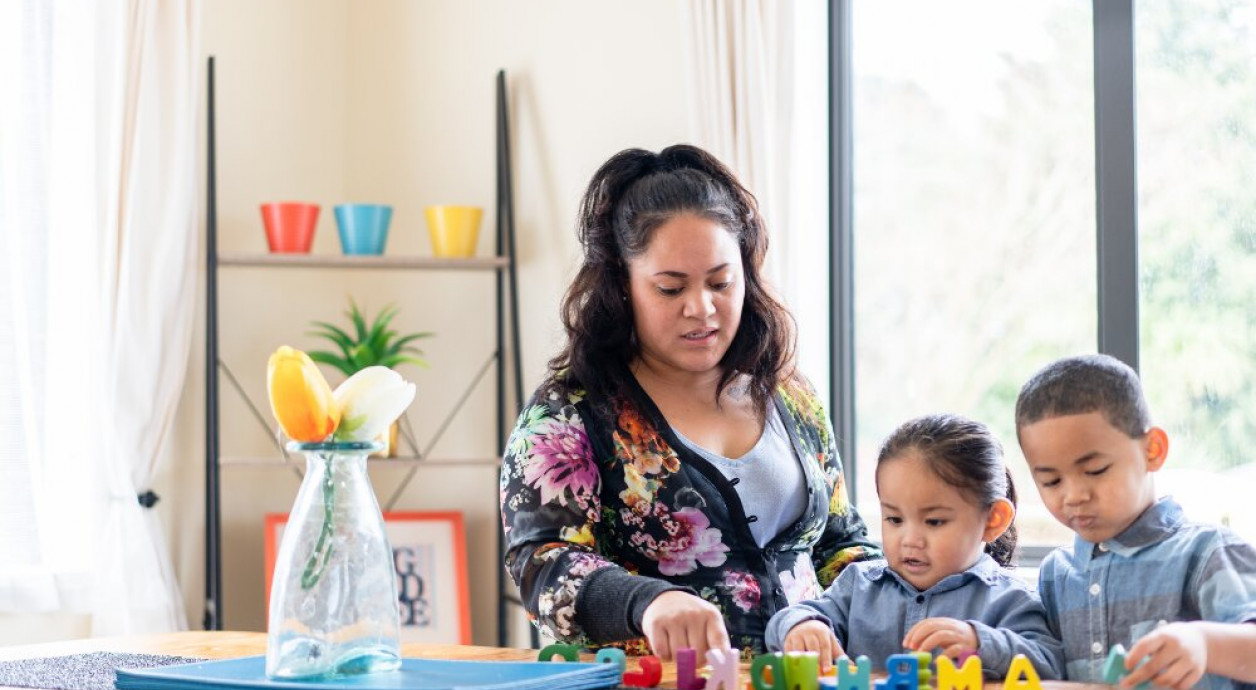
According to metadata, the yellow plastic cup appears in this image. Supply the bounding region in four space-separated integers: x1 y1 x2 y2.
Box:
424 205 483 258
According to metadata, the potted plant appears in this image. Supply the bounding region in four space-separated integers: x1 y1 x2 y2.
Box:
307 299 432 457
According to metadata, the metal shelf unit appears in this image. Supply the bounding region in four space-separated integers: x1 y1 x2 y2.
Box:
203 57 524 646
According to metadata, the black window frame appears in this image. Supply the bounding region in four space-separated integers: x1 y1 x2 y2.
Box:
828 0 1139 535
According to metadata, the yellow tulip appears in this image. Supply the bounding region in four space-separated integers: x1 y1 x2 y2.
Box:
267 345 340 442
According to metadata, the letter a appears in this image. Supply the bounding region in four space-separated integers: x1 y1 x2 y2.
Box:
1003 655 1043 690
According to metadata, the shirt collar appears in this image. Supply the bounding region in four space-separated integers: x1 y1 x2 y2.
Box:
1074 496 1184 562
864 553 1003 594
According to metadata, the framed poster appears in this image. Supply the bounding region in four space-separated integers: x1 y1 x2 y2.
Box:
265 510 471 645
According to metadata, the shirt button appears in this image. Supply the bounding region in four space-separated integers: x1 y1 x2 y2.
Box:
1089 583 1101 596
1092 641 1104 655
1098 543 1109 552
915 595 925 604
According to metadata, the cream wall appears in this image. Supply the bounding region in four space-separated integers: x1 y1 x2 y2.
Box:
166 0 692 645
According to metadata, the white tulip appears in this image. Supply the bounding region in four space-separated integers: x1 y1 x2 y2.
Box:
332 366 416 441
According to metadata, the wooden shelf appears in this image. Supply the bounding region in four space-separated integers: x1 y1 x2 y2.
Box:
203 63 525 643
219 455 502 467
217 252 510 271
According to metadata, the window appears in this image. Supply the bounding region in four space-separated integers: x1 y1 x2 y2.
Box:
0 0 51 574
848 0 1094 546
1136 0 1256 543
0 0 105 609
833 1 1256 552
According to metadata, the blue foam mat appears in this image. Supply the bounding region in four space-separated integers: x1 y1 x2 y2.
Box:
114 656 623 690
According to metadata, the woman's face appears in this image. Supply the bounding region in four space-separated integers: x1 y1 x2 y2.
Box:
626 213 746 380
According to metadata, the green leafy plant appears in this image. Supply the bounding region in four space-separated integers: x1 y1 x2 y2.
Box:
307 299 432 377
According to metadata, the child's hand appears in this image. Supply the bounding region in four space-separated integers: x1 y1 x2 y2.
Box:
1121 622 1207 690
784 620 844 672
903 617 979 659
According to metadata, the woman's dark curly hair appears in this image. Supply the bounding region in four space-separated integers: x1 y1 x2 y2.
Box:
876 414 1020 567
548 144 796 413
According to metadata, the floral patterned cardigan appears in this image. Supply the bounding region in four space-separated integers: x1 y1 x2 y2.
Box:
500 371 880 656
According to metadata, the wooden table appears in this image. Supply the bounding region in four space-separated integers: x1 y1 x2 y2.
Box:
0 630 1107 690
0 631 533 665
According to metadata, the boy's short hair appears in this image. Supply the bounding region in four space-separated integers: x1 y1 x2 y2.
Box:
1015 353 1151 439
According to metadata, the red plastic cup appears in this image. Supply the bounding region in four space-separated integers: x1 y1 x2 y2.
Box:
260 202 320 253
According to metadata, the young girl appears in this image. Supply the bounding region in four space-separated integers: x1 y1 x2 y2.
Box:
764 414 1064 678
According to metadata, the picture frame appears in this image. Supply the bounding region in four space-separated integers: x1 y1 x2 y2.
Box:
265 510 471 645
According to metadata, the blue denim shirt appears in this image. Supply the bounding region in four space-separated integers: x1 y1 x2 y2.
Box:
1039 497 1256 689
765 554 1064 678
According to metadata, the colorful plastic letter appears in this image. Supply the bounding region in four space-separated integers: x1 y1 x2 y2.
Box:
537 643 579 662
678 648 707 690
1103 644 1151 690
877 654 919 690
1103 644 1128 685
783 651 820 690
1003 655 1043 690
936 655 983 690
914 652 933 685
595 648 626 675
751 652 787 690
819 664 836 689
707 648 741 690
623 655 663 688
834 655 871 690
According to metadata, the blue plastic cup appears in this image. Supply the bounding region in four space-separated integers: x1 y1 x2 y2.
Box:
334 204 393 255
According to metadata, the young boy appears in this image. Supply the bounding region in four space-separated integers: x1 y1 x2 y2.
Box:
1015 354 1256 690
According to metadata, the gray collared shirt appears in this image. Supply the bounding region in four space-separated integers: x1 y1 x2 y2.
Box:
765 553 1064 678
1039 496 1256 689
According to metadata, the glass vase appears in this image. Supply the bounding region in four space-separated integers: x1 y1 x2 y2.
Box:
266 441 401 679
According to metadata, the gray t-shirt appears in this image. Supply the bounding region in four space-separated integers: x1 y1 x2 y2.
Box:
674 405 806 548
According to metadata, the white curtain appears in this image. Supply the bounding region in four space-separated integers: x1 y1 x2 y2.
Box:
684 0 793 285
91 0 201 636
682 0 831 390
0 0 200 635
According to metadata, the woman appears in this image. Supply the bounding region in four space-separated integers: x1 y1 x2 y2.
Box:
500 144 877 659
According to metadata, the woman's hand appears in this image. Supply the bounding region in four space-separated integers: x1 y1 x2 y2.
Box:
783 620 844 672
640 590 731 662
903 617 979 659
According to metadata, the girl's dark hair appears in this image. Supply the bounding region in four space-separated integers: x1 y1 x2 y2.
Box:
875 414 1020 567
549 144 796 413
